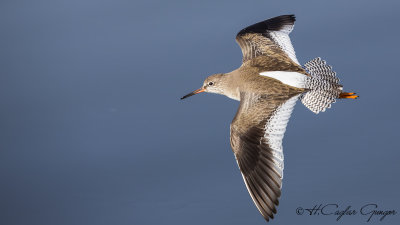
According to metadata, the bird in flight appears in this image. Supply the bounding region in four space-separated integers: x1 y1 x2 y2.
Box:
181 15 358 222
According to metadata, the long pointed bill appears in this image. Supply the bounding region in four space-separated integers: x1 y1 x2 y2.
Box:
181 87 205 100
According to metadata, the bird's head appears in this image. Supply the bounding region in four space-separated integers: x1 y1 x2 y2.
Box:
181 73 226 100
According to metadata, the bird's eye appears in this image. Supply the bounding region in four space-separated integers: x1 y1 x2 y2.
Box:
208 82 214 86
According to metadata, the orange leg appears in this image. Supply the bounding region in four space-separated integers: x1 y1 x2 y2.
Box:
339 92 359 99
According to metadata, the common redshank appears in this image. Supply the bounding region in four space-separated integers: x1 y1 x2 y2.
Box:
181 14 357 222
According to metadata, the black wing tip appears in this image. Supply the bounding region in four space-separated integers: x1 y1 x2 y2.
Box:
262 208 276 222
237 14 296 36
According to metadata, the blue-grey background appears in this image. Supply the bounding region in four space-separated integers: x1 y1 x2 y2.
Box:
1 0 399 224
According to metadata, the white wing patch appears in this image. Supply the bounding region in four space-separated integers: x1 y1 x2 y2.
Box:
268 24 299 65
260 71 306 88
264 94 300 178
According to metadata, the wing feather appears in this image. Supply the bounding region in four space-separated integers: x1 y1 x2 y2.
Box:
236 15 300 65
230 93 300 221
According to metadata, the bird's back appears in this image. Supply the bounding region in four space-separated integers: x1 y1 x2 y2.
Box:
228 58 306 99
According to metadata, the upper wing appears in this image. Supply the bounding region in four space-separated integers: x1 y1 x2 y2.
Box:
230 92 300 221
236 15 300 65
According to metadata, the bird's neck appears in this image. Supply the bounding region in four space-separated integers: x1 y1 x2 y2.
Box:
220 73 241 101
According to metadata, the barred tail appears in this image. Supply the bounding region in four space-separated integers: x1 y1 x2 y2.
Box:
301 57 358 114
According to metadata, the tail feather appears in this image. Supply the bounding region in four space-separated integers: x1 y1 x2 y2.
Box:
301 57 356 114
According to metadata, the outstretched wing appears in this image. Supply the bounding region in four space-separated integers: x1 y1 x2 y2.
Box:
236 15 299 65
230 92 300 221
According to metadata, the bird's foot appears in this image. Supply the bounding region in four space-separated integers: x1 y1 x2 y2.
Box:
339 92 359 99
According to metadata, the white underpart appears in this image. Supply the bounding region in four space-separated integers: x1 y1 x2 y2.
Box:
269 24 300 65
264 94 300 179
260 71 306 88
